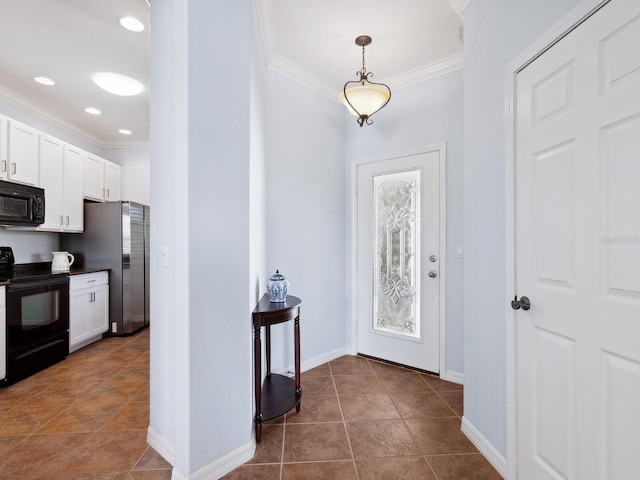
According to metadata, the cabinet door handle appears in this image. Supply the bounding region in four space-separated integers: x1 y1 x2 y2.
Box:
106 189 110 198
1 160 6 172
66 216 69 226
102 188 105 198
59 215 64 225
11 163 16 174
88 279 96 283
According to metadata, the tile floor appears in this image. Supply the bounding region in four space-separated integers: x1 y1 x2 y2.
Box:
223 355 501 480
0 329 172 479
0 332 501 480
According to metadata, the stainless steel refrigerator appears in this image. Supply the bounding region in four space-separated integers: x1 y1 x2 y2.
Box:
63 201 150 335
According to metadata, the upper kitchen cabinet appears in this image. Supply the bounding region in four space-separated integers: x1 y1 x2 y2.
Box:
104 161 121 202
37 135 84 232
0 115 7 180
84 153 121 202
7 120 39 186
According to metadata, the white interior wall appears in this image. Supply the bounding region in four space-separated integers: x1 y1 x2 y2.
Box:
463 0 582 458
101 147 151 206
264 69 347 372
344 69 465 377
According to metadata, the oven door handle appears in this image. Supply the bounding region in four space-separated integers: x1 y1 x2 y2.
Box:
8 277 69 291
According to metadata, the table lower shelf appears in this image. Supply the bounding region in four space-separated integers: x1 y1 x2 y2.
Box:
260 373 301 421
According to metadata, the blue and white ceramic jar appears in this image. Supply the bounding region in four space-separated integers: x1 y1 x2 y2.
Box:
267 270 289 303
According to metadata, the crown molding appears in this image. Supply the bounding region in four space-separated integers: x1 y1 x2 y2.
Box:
385 51 464 90
102 140 150 149
267 51 464 103
449 0 472 18
0 84 147 149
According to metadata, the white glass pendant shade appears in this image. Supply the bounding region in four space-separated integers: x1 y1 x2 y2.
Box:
339 84 390 117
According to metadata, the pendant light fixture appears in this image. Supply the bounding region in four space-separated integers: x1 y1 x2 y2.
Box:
339 35 391 127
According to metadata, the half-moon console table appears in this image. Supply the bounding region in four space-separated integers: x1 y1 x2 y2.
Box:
252 294 302 443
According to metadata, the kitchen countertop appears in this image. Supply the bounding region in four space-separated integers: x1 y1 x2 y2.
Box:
0 264 110 286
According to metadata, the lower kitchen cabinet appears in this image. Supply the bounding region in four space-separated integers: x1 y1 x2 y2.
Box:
69 272 109 353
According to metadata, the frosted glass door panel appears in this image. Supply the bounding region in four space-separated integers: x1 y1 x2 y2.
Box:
373 171 420 338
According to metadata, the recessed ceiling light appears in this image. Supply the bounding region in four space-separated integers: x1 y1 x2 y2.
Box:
34 76 55 86
93 72 144 96
120 16 145 32
85 107 102 115
118 129 132 135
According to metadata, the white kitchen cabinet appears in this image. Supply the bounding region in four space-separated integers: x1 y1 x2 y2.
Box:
104 161 121 201
84 154 121 202
37 135 84 232
0 286 5 381
84 153 104 201
7 120 39 186
69 272 109 352
0 115 8 180
62 144 84 231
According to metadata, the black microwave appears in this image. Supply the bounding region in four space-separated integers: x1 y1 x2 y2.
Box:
0 180 45 226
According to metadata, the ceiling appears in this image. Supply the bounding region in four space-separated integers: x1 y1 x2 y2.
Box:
0 0 464 148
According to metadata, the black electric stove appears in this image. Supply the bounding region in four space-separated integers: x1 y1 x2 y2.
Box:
0 246 70 386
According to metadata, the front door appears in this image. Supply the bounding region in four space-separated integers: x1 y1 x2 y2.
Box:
514 1 640 478
356 149 442 372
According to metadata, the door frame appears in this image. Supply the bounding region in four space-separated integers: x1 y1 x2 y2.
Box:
349 144 447 376
504 1 610 478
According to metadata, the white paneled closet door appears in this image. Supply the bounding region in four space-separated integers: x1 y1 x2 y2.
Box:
515 1 640 478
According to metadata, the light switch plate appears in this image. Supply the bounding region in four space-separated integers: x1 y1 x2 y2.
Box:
161 246 169 268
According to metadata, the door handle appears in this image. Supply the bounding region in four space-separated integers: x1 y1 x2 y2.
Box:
511 295 531 311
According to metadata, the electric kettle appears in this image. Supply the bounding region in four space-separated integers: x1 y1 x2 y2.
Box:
51 251 75 272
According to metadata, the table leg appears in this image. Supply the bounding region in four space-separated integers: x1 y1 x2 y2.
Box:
294 315 301 412
254 323 262 443
266 325 271 377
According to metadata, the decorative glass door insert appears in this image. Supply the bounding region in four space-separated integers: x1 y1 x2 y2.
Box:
373 170 421 339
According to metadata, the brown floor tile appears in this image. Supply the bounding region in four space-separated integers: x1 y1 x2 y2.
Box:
333 375 385 395
302 363 331 376
283 423 352 462
330 356 374 375
56 430 148 473
339 394 400 421
124 470 174 480
83 382 148 404
282 460 358 479
0 381 47 407
133 446 173 470
248 425 283 464
101 401 149 431
131 384 150 403
0 432 92 475
405 417 477 455
300 375 336 396
20 365 72 385
368 361 417 376
390 392 456 418
420 374 463 392
426 453 502 480
24 380 100 405
111 365 150 383
23 473 128 480
0 435 23 455
346 419 420 459
355 456 437 480
221 463 281 480
439 390 464 416
0 405 67 435
37 403 124 433
286 395 343 423
378 374 432 394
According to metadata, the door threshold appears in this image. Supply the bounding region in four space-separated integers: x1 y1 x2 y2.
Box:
357 352 439 378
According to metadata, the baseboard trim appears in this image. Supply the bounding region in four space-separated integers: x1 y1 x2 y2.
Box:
461 416 507 478
146 425 175 466
170 438 256 480
275 347 349 376
443 370 464 385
